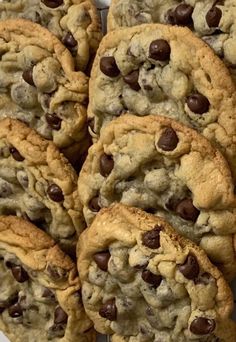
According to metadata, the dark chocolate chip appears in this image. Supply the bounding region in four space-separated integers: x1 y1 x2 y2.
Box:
142 226 161 249
206 7 222 28
100 153 114 177
99 299 117 321
47 184 64 202
93 251 111 271
190 317 216 335
100 57 120 77
179 254 200 280
123 70 141 91
11 265 29 283
41 0 63 8
89 196 101 212
141 270 162 288
187 94 210 114
166 9 176 25
62 32 77 49
22 68 35 86
174 4 193 26
157 127 179 151
8 303 23 318
175 198 200 222
149 39 171 61
54 306 68 324
42 288 55 300
46 113 62 131
10 147 24 162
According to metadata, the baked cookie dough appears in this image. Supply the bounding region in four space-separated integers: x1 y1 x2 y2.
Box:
78 114 236 279
0 118 84 252
88 24 236 181
0 215 95 342
0 0 102 72
78 204 236 341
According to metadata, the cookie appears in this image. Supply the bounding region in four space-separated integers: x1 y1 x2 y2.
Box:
0 118 84 253
0 0 102 72
88 23 236 181
108 0 236 79
0 215 95 342
0 18 89 164
77 203 236 341
78 114 236 279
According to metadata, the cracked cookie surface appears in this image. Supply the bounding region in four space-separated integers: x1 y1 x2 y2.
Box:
78 114 236 279
77 204 236 342
0 215 95 342
0 0 102 72
0 118 84 253
88 24 236 181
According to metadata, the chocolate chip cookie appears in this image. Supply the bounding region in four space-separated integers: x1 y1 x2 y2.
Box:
0 215 95 342
0 18 89 164
88 24 236 181
108 0 236 80
0 0 102 72
0 118 85 253
78 114 236 279
77 203 236 341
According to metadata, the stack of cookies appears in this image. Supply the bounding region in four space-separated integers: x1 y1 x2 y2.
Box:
0 0 236 342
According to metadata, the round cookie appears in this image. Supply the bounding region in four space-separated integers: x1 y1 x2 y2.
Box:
0 0 102 72
78 114 236 279
77 203 236 341
0 215 95 342
0 18 89 164
0 118 84 253
88 23 236 181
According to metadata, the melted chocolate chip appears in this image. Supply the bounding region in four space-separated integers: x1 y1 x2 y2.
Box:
54 306 68 324
142 227 161 249
123 70 141 91
206 7 222 27
99 299 117 321
93 251 111 271
187 94 210 114
157 127 179 151
62 32 77 49
46 113 62 130
10 147 24 162
141 270 162 288
89 196 101 212
8 303 23 318
22 68 35 86
11 265 29 283
47 184 64 202
179 254 200 280
190 317 216 335
174 4 193 26
41 0 63 8
100 153 114 177
100 57 120 77
149 39 171 61
175 198 200 222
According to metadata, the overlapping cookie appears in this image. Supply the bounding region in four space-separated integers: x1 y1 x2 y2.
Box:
78 114 236 279
0 215 95 342
88 24 236 181
78 204 236 341
0 18 89 164
0 0 102 72
0 118 84 253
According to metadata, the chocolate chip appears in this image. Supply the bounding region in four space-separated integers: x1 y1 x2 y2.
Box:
10 147 24 162
93 251 111 271
141 270 162 288
175 198 200 222
46 113 62 130
179 254 200 280
22 68 35 86
47 184 64 202
123 70 141 91
62 32 77 49
8 303 23 318
187 94 210 114
42 288 55 300
11 265 29 283
41 0 63 8
100 57 120 77
54 306 68 324
99 299 117 321
100 153 114 177
157 127 179 151
149 39 171 61
174 4 193 26
190 317 216 335
142 227 161 249
166 9 176 25
89 196 100 212
206 7 222 27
